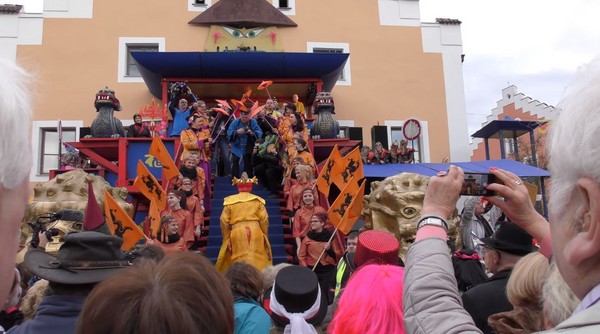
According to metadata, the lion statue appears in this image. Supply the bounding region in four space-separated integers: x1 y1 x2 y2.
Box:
19 170 133 259
362 172 459 262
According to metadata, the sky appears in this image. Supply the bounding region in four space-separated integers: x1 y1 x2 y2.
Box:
12 0 600 137
419 0 600 137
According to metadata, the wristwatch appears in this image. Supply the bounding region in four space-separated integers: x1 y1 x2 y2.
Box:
417 216 448 232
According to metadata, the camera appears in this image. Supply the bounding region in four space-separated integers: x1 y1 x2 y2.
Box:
28 214 60 248
460 173 497 197
27 209 83 247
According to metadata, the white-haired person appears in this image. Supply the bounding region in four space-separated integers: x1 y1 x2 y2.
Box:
542 263 580 330
403 56 600 333
0 59 33 316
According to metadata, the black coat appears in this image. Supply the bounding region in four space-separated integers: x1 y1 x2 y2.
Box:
461 268 513 334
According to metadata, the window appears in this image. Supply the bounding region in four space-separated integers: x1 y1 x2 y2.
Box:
118 37 165 83
307 42 351 86
39 127 77 175
390 127 422 163
313 48 345 81
126 44 158 77
505 138 515 156
272 0 295 14
189 0 212 11
339 126 349 138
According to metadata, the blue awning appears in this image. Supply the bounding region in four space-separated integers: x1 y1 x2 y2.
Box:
364 159 550 178
471 120 546 139
131 52 349 99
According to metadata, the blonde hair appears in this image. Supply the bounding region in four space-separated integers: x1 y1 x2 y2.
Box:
20 279 49 320
506 252 550 307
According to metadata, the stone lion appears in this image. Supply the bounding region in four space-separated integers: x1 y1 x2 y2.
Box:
362 173 459 262
19 170 133 258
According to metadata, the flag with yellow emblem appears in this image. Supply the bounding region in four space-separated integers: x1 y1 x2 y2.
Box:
134 160 167 210
103 189 146 250
327 179 365 234
149 135 179 180
315 145 343 198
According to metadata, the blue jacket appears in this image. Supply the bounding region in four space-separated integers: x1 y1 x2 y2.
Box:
233 298 271 334
170 107 191 137
227 118 262 158
7 296 85 334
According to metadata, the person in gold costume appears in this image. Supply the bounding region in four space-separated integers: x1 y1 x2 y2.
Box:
216 173 272 272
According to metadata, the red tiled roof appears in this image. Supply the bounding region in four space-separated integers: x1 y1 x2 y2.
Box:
0 4 23 14
189 0 297 28
436 18 462 25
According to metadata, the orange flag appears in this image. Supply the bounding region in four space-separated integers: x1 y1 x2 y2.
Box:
331 146 364 191
149 135 179 180
103 189 146 250
315 145 343 198
134 160 167 210
148 200 162 239
327 179 365 235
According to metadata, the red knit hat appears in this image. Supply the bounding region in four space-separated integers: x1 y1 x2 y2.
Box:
354 230 399 268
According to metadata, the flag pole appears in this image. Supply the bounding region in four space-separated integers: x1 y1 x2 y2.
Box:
312 225 339 271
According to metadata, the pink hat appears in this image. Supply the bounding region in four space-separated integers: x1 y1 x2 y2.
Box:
354 230 400 268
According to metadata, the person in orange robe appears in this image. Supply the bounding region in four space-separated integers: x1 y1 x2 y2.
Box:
161 190 194 249
180 177 204 238
216 175 272 272
180 112 212 207
293 188 327 254
148 215 186 253
298 213 342 304
287 164 318 216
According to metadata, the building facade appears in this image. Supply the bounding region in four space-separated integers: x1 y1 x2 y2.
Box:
1 0 469 183
470 85 557 165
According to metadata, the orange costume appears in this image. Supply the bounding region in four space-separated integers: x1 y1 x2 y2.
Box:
186 195 204 229
293 205 328 240
152 238 185 254
161 208 194 248
278 116 308 161
287 181 319 213
180 124 211 162
298 229 342 267
216 183 273 272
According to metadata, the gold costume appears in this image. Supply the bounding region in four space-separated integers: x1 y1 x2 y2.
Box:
216 192 272 272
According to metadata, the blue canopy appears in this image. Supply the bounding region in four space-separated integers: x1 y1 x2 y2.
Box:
471 120 546 139
131 51 349 99
364 159 550 178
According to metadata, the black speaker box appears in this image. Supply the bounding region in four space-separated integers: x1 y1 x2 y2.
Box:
348 127 363 142
371 125 388 148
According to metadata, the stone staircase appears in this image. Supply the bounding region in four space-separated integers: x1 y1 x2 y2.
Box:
203 176 293 264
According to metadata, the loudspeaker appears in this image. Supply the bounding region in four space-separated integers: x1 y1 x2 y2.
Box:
79 127 91 139
371 126 388 148
348 127 363 142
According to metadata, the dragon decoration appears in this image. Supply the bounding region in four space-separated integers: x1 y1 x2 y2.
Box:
18 170 133 260
310 92 340 139
90 87 125 138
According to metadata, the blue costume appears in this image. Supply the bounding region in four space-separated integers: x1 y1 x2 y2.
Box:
227 117 262 178
169 107 191 137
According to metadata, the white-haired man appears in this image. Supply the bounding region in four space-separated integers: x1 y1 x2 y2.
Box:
403 56 600 333
0 59 33 312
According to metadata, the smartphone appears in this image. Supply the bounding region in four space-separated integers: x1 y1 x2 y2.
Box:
460 173 496 196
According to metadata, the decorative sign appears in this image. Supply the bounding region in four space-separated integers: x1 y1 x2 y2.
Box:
403 119 421 140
